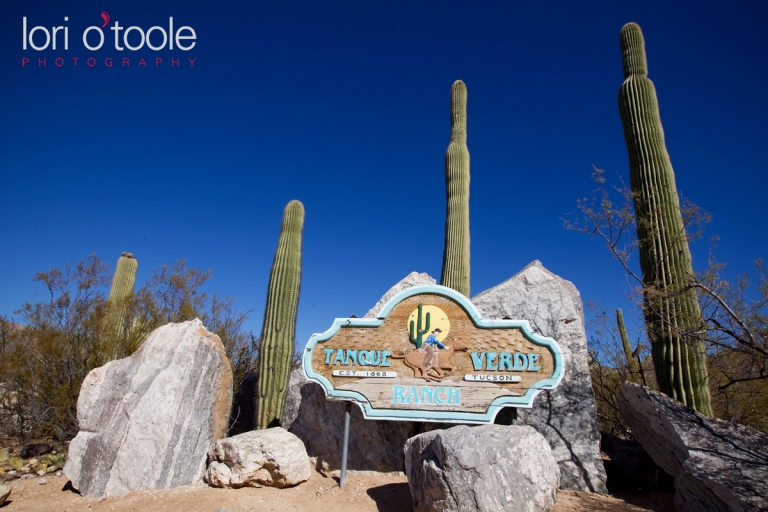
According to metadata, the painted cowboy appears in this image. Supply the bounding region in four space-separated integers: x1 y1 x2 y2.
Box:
422 328 446 371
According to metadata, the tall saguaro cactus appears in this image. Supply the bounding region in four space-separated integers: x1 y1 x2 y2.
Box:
440 80 470 297
617 22 712 415
256 200 304 429
105 252 138 339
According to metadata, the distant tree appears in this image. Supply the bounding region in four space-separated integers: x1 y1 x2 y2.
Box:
0 255 255 442
566 168 768 430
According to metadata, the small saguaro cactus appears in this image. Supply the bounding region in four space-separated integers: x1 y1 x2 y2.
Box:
105 252 138 339
256 200 304 430
616 309 639 382
618 22 712 415
409 303 431 349
440 80 470 298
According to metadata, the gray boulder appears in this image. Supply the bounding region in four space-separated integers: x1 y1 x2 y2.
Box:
289 379 416 474
64 319 233 497
404 425 559 512
205 428 311 488
471 260 607 493
618 382 768 512
280 366 308 430
364 271 437 318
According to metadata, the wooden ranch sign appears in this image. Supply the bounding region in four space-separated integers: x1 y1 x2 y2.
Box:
302 285 564 424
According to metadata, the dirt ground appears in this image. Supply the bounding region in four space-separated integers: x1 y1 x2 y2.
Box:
2 471 675 512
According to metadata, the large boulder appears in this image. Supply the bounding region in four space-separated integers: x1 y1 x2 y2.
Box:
471 260 607 493
280 366 308 430
404 425 559 512
618 382 768 512
205 428 311 488
64 319 233 497
289 379 416 473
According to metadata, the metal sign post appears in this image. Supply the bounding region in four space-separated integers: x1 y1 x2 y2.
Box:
339 402 351 488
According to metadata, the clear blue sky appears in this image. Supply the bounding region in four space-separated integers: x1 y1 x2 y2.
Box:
2 0 767 346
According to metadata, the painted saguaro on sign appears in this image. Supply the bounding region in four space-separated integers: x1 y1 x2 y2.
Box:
302 285 564 424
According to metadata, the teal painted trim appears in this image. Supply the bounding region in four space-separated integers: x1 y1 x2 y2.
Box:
301 284 565 424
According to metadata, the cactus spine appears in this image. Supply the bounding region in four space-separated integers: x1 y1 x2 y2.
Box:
616 309 639 382
105 252 138 340
617 23 712 415
440 80 470 297
408 303 431 349
256 200 304 429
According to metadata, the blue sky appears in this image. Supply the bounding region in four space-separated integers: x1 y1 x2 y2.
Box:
2 0 767 347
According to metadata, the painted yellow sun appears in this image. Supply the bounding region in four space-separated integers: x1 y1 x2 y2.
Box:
407 305 450 342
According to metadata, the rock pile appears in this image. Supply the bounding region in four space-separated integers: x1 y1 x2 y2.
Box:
289 265 607 493
0 444 65 481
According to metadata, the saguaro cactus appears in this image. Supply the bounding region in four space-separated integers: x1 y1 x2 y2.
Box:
105 252 138 339
256 200 304 429
440 80 470 297
408 303 431 349
618 22 712 415
616 309 639 382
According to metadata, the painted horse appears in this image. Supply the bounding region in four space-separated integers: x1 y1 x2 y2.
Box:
390 338 468 382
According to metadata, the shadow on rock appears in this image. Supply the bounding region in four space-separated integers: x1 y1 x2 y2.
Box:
228 373 257 436
600 432 674 493
606 490 675 512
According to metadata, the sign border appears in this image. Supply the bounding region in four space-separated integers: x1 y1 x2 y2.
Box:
302 284 565 424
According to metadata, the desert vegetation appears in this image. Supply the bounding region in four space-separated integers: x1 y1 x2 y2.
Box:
0 254 257 443
570 167 768 434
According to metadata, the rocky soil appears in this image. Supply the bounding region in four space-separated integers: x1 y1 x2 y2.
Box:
2 470 674 511
0 443 66 482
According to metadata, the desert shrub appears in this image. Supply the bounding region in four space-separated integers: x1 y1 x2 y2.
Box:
586 305 655 437
0 254 256 442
